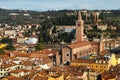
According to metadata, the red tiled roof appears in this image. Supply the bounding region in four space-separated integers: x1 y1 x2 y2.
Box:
29 53 48 58
90 41 99 45
16 54 30 57
10 69 30 73
29 49 58 58
34 75 48 80
5 75 24 80
99 50 109 56
68 41 91 49
1 61 17 68
71 59 94 63
102 72 116 79
33 66 41 70
0 54 10 60
21 61 34 66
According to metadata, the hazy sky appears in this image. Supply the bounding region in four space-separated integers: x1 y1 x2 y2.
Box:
0 0 120 11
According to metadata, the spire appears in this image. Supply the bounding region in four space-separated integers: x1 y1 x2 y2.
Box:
78 11 82 21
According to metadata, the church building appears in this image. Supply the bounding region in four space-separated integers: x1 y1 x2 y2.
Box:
62 11 104 64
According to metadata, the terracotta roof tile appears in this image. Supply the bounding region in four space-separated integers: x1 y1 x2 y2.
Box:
71 59 94 63
16 54 30 57
10 69 30 73
21 61 34 66
1 61 17 68
68 41 91 49
102 72 116 80
0 55 10 60
5 75 25 80
33 66 41 70
34 75 48 80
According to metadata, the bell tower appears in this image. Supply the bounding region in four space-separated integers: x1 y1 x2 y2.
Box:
76 11 84 42
99 33 104 54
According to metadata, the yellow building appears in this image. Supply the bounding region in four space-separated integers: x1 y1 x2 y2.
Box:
0 44 7 49
48 75 64 80
70 58 109 73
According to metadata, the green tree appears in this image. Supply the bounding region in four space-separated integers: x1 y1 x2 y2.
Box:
44 31 51 43
35 43 43 51
0 37 13 44
39 31 51 44
58 32 72 43
23 31 30 37
6 43 16 51
0 48 5 54
52 26 57 33
38 36 44 43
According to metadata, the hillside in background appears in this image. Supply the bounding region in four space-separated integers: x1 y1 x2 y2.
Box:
0 8 75 25
0 8 120 30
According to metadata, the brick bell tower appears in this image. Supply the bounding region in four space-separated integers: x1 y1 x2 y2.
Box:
99 33 104 54
76 11 84 42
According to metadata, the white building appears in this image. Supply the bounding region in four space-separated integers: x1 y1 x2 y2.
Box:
24 38 38 44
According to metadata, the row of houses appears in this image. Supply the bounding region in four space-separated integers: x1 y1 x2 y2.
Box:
0 49 60 79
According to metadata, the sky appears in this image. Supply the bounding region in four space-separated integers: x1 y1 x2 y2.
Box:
0 0 120 11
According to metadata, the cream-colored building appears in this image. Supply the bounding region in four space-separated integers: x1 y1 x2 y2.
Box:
4 29 17 35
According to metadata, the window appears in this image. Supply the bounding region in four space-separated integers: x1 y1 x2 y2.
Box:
4 73 7 76
77 24 81 26
99 61 101 63
103 61 106 63
91 65 93 68
66 53 69 57
18 66 20 69
74 55 77 59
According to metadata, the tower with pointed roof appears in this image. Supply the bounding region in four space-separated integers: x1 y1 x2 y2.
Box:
76 11 84 42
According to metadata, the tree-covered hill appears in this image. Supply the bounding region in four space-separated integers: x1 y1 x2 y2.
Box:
0 8 76 25
0 8 120 28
